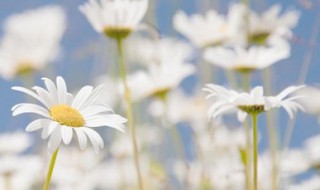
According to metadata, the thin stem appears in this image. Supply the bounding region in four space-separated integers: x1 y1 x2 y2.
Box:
116 37 144 190
241 72 252 190
263 68 279 190
252 114 258 190
43 148 59 190
241 72 251 91
244 120 252 190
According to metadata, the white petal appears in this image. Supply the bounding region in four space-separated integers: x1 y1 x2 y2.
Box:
74 128 88 150
81 127 104 153
42 77 58 102
12 87 48 107
237 111 248 122
85 114 126 132
41 121 59 139
56 76 68 104
78 85 105 111
81 104 113 118
25 118 51 132
12 103 50 118
61 126 73 145
72 86 93 109
48 127 62 153
277 85 305 100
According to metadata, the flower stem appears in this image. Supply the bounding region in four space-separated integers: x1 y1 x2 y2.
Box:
116 37 144 190
244 120 252 190
252 114 259 190
43 148 59 190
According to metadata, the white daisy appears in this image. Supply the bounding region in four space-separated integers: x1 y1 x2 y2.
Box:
204 41 290 72
173 4 246 48
11 76 127 153
288 175 320 190
125 37 193 66
0 131 32 154
79 0 148 38
0 5 66 80
203 84 304 122
126 56 195 101
295 86 320 121
248 4 300 44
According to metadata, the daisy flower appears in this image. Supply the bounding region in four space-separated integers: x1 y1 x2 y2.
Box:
126 53 195 101
295 86 320 121
248 4 300 44
0 5 66 80
12 76 126 153
79 0 148 39
173 4 246 48
203 84 304 122
204 41 290 73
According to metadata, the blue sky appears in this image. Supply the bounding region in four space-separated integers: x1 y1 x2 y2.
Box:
0 0 319 152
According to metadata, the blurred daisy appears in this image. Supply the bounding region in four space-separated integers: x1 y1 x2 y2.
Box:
79 0 148 39
248 4 300 44
204 41 290 73
295 86 320 121
12 76 126 153
0 131 31 154
0 5 66 80
0 155 42 190
126 56 195 101
204 84 304 122
288 175 320 190
173 4 246 48
126 37 193 66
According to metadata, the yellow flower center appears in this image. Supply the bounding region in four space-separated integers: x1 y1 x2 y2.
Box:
15 63 35 76
103 27 132 39
49 104 85 127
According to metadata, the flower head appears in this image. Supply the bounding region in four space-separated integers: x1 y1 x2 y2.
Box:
79 0 148 39
204 41 290 73
0 5 66 80
173 4 246 48
248 4 300 44
204 84 304 122
12 76 126 153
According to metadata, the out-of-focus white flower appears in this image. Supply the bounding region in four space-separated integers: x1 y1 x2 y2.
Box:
248 4 300 44
148 90 209 129
79 0 148 38
267 85 306 118
303 134 320 166
204 42 290 72
95 75 120 108
51 147 103 190
258 149 310 190
204 84 304 122
126 53 195 101
0 155 42 190
110 126 161 158
0 131 31 154
295 86 320 121
12 76 126 153
0 5 66 80
173 4 246 48
288 175 320 190
126 37 193 66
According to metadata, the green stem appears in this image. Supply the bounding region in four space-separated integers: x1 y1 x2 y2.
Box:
244 120 252 190
241 72 252 190
43 148 59 190
252 114 258 190
241 72 251 91
116 37 144 190
263 68 278 190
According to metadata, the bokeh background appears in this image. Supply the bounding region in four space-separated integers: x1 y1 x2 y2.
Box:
0 0 319 184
